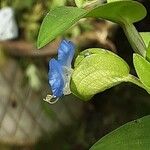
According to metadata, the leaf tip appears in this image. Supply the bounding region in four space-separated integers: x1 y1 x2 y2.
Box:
133 53 139 61
37 34 44 49
37 42 41 49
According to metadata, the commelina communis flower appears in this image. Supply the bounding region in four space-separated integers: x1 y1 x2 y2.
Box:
43 39 75 104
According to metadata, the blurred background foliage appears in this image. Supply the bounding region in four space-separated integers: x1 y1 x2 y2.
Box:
0 0 81 42
0 0 150 150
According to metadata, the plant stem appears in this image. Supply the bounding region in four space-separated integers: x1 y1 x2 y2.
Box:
126 74 150 94
122 21 146 57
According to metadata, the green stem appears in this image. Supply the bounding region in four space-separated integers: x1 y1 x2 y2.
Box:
122 21 146 57
125 74 150 94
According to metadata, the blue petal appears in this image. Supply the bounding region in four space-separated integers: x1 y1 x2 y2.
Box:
58 39 75 67
48 58 64 98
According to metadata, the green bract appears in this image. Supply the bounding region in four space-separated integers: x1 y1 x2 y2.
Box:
71 48 130 100
37 1 146 49
90 115 150 150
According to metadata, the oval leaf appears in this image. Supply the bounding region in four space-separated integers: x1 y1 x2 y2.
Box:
37 1 146 49
90 115 150 150
86 1 146 24
71 48 130 100
37 6 86 48
133 53 150 90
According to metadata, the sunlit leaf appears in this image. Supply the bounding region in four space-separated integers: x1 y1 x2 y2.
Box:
140 32 150 61
140 32 150 48
71 48 130 100
90 115 150 150
133 53 150 90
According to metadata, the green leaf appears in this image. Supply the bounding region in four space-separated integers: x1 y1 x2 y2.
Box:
140 32 150 48
37 1 146 49
86 1 146 24
133 53 150 90
140 32 150 61
90 115 150 150
71 48 130 100
86 2 147 57
124 23 147 57
37 6 86 48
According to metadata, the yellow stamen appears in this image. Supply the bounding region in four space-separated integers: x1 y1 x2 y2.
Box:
43 94 59 104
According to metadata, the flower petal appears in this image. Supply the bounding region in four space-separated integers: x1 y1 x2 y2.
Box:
48 58 64 98
62 66 73 95
58 39 75 67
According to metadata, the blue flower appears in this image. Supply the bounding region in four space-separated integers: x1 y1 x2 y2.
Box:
48 40 75 100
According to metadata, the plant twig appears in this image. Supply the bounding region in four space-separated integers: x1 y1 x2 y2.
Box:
0 39 60 57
